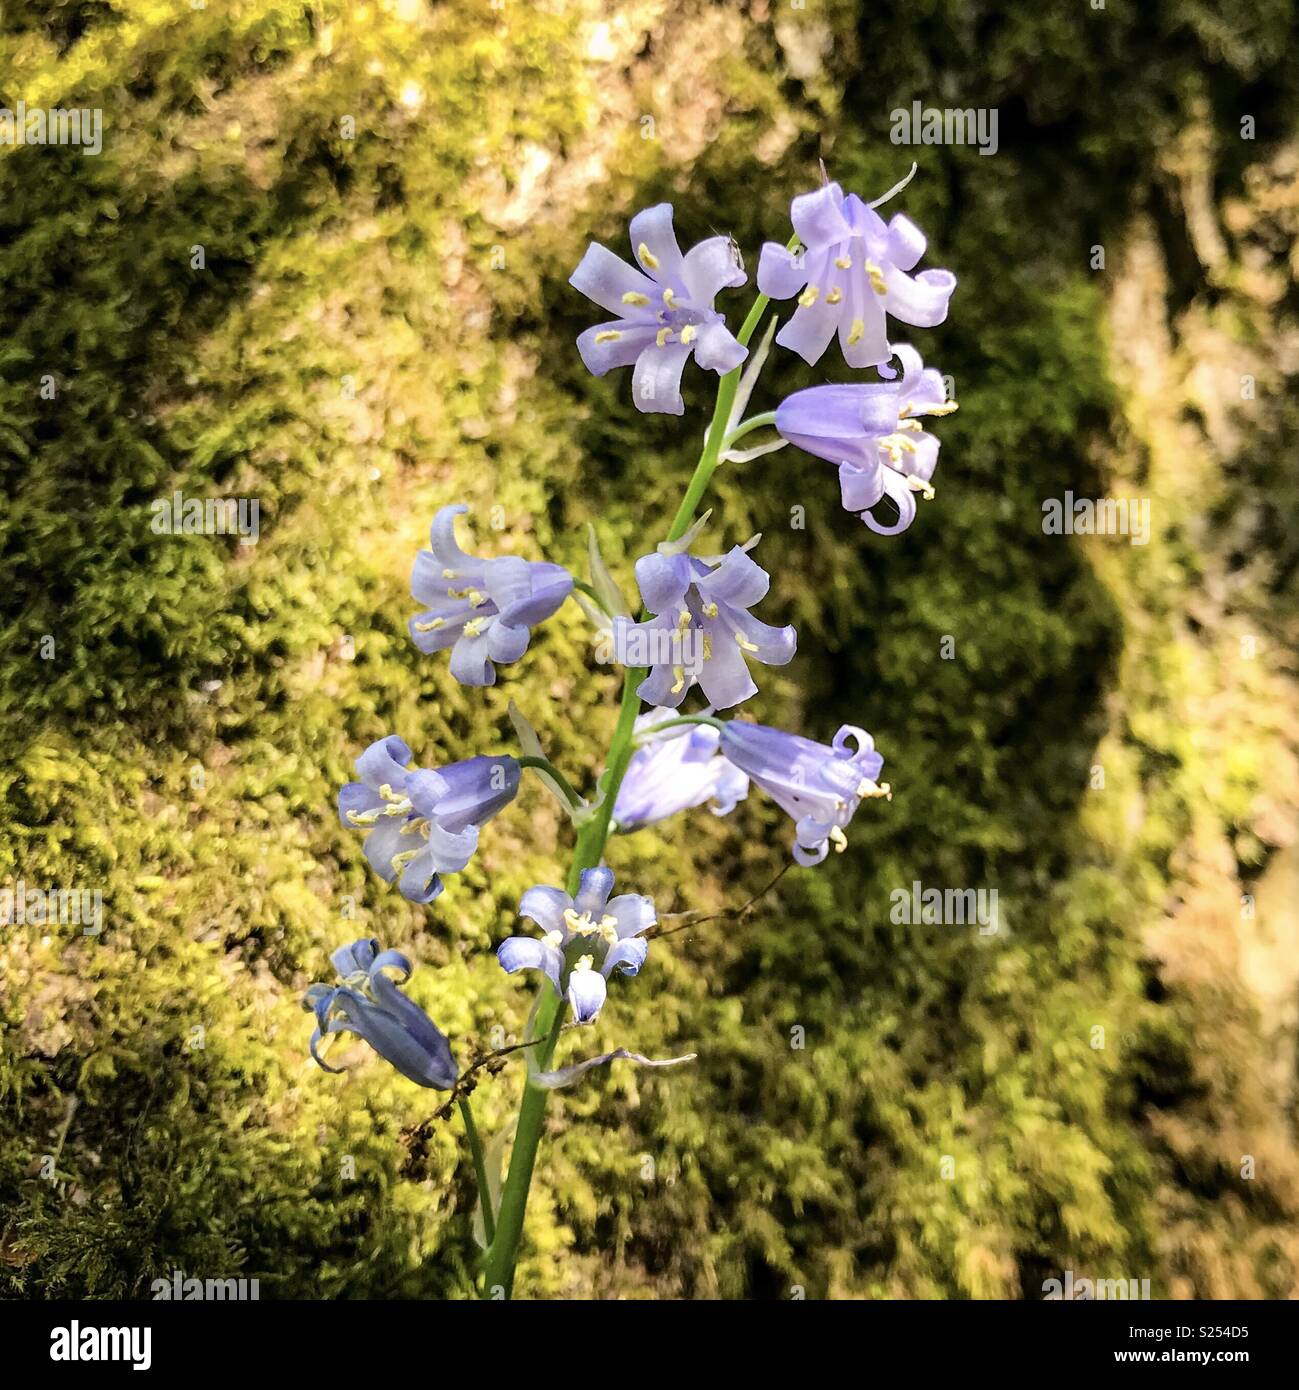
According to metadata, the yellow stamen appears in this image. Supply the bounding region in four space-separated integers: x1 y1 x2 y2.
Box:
834 255 852 270
735 632 759 653
680 324 698 344
798 285 820 308
442 567 456 579
864 260 887 294
345 808 381 827
594 329 622 344
573 953 595 972
829 826 848 852
825 287 843 305
702 601 719 618
670 666 686 695
926 401 959 415
656 327 674 347
859 779 892 801
847 318 865 345
462 618 486 637
906 476 935 500
702 633 713 661
413 616 444 632
662 287 677 307
637 242 659 270
621 291 650 307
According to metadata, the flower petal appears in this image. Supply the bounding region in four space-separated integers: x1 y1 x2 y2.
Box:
355 735 414 789
691 319 747 375
627 203 685 283
604 893 656 939
789 182 852 249
885 213 927 272
566 968 607 1024
681 235 746 305
519 884 573 936
497 936 564 996
756 241 809 299
883 265 956 328
576 319 658 376
694 545 770 610
631 340 692 415
570 242 659 316
601 936 649 978
574 866 615 918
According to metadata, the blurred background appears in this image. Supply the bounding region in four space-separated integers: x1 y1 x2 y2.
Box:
2 0 1298 1299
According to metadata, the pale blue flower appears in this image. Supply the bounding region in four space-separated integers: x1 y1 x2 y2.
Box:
719 720 890 865
410 505 573 686
305 937 458 1089
613 707 748 830
571 204 747 414
758 180 955 371
497 868 654 1023
338 735 520 902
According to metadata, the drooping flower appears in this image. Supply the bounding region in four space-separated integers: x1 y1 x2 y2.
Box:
497 868 655 1023
615 539 796 710
338 735 520 903
613 707 749 830
776 345 956 535
718 720 890 865
571 204 747 415
409 505 573 687
304 937 458 1089
757 180 955 370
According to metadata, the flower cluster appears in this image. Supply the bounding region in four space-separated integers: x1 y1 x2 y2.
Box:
309 170 958 1294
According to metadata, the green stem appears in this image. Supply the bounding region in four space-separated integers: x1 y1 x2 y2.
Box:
720 410 778 453
517 755 584 812
633 713 726 745
458 1097 496 1249
480 992 564 1297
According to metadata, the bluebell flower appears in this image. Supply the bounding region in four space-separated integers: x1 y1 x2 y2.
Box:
338 735 520 902
410 505 573 686
617 540 796 710
757 179 955 370
613 706 749 830
305 937 458 1089
571 204 747 415
776 345 955 535
719 720 890 865
497 868 655 1023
